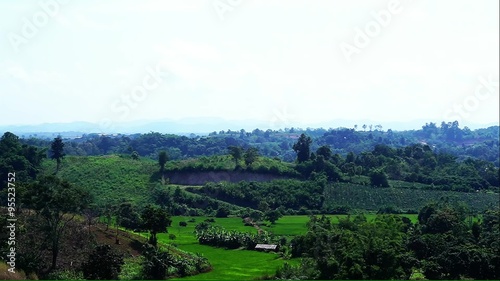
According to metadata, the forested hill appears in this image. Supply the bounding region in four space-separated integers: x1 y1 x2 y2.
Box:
19 121 499 166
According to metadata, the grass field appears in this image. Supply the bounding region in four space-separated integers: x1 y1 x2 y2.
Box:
136 216 299 280
134 214 419 280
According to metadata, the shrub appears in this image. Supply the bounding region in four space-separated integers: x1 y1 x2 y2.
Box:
118 256 144 280
179 221 188 227
370 169 390 187
215 207 230 218
82 245 124 280
141 245 171 280
46 270 84 280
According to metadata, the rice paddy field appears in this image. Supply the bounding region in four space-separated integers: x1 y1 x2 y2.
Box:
140 214 419 280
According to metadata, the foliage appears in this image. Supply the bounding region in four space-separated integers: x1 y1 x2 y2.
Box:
40 155 160 208
281 205 500 280
323 182 498 213
117 202 143 230
158 150 168 172
141 244 171 279
19 123 500 168
118 256 144 280
24 175 91 270
215 206 230 218
45 269 85 280
287 214 410 279
408 204 499 279
195 224 285 250
141 205 172 247
82 245 124 280
131 151 139 160
0 132 45 190
244 147 259 166
140 244 211 279
370 168 390 187
189 179 325 212
50 136 65 173
293 134 312 163
228 146 244 168
265 209 282 224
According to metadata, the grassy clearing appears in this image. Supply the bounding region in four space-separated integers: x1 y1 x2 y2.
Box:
154 214 419 280
125 214 426 279
135 216 297 280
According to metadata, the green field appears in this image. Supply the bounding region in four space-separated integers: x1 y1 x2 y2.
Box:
136 216 298 280
259 214 418 237
133 214 419 280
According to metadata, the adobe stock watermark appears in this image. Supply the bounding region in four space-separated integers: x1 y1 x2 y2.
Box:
213 0 242 21
8 0 69 53
269 106 296 130
339 0 404 63
99 63 170 133
443 74 499 123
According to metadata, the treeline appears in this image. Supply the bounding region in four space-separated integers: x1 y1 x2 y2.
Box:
18 121 499 166
296 140 499 192
275 203 499 280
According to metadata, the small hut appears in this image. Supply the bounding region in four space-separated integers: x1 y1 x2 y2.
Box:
255 244 279 252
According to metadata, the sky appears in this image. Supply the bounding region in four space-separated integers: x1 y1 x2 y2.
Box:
0 0 498 131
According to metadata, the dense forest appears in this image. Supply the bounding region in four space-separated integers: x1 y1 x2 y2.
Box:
279 204 499 280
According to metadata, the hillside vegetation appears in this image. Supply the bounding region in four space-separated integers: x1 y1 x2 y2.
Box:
41 155 158 206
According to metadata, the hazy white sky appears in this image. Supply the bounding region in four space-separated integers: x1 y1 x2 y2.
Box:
1 0 498 129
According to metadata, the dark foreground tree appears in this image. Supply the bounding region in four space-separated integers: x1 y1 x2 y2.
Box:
265 209 283 224
82 245 124 280
244 147 259 167
142 205 172 247
316 145 332 161
50 136 65 173
158 150 168 173
293 134 312 163
25 176 91 271
215 206 230 218
228 146 244 168
370 168 390 187
142 244 172 279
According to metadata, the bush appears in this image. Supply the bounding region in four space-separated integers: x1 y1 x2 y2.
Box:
118 256 144 280
377 206 402 214
82 245 124 280
141 245 171 280
370 169 390 187
179 221 188 227
46 270 84 280
215 207 230 218
169 234 177 240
